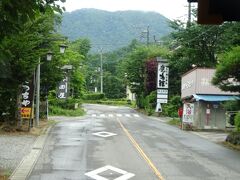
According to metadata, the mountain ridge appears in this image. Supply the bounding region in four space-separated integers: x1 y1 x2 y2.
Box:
59 8 172 52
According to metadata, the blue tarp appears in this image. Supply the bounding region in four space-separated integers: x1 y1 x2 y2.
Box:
193 94 240 102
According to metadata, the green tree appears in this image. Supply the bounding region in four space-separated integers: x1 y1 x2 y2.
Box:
212 46 240 93
120 45 169 107
0 10 64 121
0 0 64 39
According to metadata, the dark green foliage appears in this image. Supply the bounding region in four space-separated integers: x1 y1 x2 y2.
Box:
136 94 145 109
103 74 126 99
82 93 105 100
0 11 65 122
83 99 129 106
212 46 240 93
59 9 172 52
85 40 139 99
169 21 240 96
0 0 64 39
225 111 240 145
226 132 240 145
49 98 82 110
162 96 182 117
49 106 85 116
222 100 240 111
235 112 240 132
144 91 157 115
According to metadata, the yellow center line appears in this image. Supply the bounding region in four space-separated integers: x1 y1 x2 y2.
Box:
117 119 165 180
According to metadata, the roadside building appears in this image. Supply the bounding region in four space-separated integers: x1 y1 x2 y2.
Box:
181 68 239 130
126 85 136 101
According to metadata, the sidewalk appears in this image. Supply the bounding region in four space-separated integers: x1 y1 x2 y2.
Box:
0 120 51 180
9 127 51 180
0 135 36 178
150 116 229 143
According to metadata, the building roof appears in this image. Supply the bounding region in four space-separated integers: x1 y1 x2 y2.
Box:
193 94 240 102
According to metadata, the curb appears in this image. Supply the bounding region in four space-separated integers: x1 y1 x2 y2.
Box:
9 126 52 180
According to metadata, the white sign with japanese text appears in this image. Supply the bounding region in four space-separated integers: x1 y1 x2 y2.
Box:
183 103 194 123
57 77 68 99
157 62 169 89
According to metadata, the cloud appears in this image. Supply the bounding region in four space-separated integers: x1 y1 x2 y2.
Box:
61 0 191 20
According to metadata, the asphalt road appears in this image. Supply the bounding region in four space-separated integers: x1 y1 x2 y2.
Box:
28 104 240 180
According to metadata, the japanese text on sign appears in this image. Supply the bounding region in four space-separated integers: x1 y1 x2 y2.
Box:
57 77 68 99
21 80 34 119
183 103 194 123
157 63 169 89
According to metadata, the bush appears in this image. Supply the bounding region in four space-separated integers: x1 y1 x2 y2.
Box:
136 94 145 109
49 98 81 110
82 93 105 100
82 99 129 106
222 100 240 111
49 106 85 116
235 112 240 132
226 132 240 145
144 91 156 116
162 95 182 117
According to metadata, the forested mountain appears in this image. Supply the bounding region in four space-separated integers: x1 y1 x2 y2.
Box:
59 9 172 51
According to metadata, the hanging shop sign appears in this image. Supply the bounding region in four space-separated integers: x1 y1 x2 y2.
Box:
21 79 34 119
156 57 169 112
57 76 68 99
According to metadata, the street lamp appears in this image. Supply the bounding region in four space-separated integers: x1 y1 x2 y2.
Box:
35 44 67 126
59 44 68 54
46 51 53 61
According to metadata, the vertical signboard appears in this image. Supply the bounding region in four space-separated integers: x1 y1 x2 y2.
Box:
156 57 169 112
57 76 68 99
21 80 34 119
182 103 194 123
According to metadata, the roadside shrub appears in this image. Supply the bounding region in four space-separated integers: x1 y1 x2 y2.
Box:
82 93 105 100
82 99 129 106
49 98 81 110
226 131 240 145
222 100 240 111
162 95 182 117
235 112 240 132
136 94 145 109
144 91 156 116
225 112 240 145
49 106 85 116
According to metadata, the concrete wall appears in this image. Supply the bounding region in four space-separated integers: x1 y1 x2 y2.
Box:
192 101 226 130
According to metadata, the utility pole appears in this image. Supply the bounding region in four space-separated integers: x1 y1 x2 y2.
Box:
35 57 40 127
100 48 103 93
140 26 150 45
147 26 150 45
187 2 192 27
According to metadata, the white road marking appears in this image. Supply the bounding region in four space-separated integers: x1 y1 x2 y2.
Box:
133 114 140 117
108 114 114 117
92 114 97 117
125 114 131 117
85 165 135 180
100 114 106 117
92 131 117 138
116 114 123 117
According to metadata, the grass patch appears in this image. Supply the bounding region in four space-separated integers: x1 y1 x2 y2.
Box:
167 118 181 126
222 141 240 151
49 106 85 116
0 119 53 136
82 99 131 106
0 168 12 180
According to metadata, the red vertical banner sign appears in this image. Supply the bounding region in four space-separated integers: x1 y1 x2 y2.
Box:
21 78 34 119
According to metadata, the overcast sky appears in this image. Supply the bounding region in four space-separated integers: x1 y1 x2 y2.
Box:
61 0 194 20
